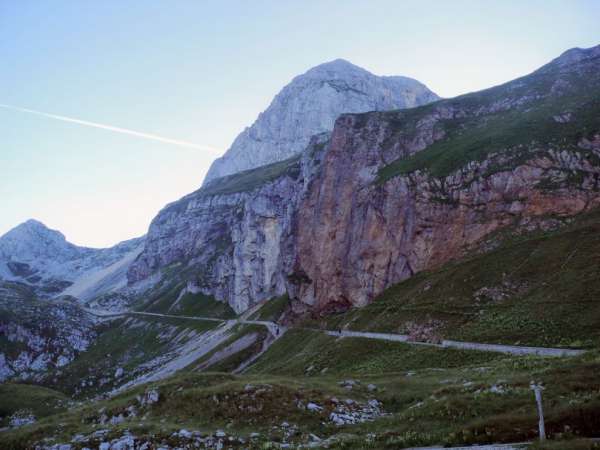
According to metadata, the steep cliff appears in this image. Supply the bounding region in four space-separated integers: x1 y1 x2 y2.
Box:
131 46 600 316
128 134 329 314
203 59 438 183
289 45 600 313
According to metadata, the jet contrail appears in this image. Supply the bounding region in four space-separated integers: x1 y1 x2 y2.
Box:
0 103 221 153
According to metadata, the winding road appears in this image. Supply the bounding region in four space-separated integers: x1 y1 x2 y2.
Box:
86 309 585 358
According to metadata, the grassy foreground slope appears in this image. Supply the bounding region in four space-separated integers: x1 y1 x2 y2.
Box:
2 350 599 449
0 384 67 428
309 211 600 348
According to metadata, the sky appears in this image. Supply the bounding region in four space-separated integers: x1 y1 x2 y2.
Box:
1 1 599 247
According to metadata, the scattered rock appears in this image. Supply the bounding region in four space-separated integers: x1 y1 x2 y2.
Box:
178 429 192 439
328 398 384 426
9 410 36 427
306 402 323 412
109 414 124 425
137 388 159 406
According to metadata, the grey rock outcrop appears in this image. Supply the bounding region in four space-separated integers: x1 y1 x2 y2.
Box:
129 45 600 316
128 134 329 314
0 219 144 300
0 281 96 381
203 59 438 184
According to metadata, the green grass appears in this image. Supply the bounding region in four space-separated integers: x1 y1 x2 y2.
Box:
190 324 268 372
0 384 67 427
44 315 217 396
308 213 600 348
143 282 236 319
166 291 237 319
530 438 600 449
134 314 220 333
376 56 600 182
199 155 302 197
4 351 600 449
248 329 506 376
249 294 290 322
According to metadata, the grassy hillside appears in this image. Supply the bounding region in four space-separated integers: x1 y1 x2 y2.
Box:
249 294 290 322
308 212 600 348
377 50 600 181
0 384 67 428
3 350 600 449
248 329 506 376
44 315 220 397
199 154 301 197
137 275 236 319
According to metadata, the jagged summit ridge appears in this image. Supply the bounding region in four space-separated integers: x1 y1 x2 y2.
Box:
203 59 439 184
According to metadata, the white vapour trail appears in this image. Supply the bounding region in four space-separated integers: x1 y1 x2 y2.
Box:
0 103 222 153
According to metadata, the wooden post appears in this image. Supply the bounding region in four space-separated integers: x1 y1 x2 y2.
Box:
530 381 546 441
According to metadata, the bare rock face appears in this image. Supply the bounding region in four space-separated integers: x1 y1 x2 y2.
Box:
130 45 600 316
287 45 600 313
128 134 329 314
0 220 144 300
203 59 439 184
290 116 600 312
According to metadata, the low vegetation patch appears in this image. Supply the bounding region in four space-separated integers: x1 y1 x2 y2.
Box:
200 155 302 197
312 213 600 348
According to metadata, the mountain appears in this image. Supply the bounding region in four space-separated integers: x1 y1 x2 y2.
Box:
0 219 144 301
203 59 439 184
289 45 600 312
129 45 600 316
0 281 96 382
4 46 600 450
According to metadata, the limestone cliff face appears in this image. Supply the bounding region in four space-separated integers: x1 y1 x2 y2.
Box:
287 45 600 313
128 135 328 314
203 59 438 184
130 46 600 316
289 116 600 313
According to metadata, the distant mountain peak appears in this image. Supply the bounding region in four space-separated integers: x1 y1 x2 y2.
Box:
1 219 67 246
22 218 47 228
203 59 439 184
545 44 600 69
306 58 367 74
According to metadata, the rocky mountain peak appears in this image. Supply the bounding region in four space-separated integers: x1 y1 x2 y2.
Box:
202 59 439 185
302 58 370 77
0 219 145 300
0 219 77 263
537 44 600 75
554 45 600 65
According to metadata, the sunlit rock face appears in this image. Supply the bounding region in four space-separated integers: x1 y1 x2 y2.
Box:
203 59 439 184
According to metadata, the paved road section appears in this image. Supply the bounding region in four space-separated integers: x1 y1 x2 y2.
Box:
85 309 585 357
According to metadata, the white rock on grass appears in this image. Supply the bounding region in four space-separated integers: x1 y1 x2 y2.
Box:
306 402 323 412
9 411 36 427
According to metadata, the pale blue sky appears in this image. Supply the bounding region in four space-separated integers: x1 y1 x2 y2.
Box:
1 1 599 247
